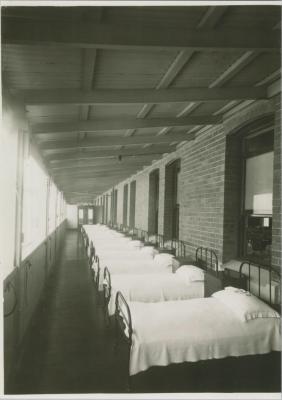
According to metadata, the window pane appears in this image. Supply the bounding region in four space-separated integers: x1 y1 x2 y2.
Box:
22 155 48 259
245 151 273 213
48 181 57 234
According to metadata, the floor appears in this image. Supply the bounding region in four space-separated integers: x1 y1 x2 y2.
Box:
8 230 281 394
9 230 128 394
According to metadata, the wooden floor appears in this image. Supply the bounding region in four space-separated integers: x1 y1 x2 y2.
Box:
8 230 128 394
7 230 281 394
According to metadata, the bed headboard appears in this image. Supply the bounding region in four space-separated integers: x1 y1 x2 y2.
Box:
239 261 281 311
196 247 218 274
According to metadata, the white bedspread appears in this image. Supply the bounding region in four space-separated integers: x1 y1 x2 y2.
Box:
128 297 281 375
99 260 171 288
108 274 204 315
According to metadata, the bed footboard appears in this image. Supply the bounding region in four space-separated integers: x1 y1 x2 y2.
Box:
196 247 218 274
239 261 281 312
90 255 100 291
115 291 132 391
103 267 111 323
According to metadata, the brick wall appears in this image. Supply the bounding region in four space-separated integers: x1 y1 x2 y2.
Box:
272 95 281 270
99 100 280 268
178 125 226 260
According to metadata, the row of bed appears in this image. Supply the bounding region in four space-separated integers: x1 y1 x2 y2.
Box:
81 224 281 393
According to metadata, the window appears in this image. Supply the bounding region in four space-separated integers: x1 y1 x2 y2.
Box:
241 131 274 266
48 180 57 234
21 155 48 259
88 208 94 224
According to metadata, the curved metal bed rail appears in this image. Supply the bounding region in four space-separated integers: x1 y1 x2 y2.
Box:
88 241 95 267
4 280 18 318
103 266 111 308
239 261 281 309
93 255 100 290
196 247 218 274
115 291 133 348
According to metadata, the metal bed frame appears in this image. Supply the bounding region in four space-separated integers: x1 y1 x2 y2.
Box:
195 246 218 274
114 261 281 392
91 255 100 291
239 261 281 312
103 247 219 325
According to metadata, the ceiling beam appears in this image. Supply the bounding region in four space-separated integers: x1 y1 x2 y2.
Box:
49 155 157 168
18 87 267 106
46 145 175 162
55 170 136 181
4 19 279 51
40 132 195 151
53 165 145 177
33 117 211 134
50 160 153 172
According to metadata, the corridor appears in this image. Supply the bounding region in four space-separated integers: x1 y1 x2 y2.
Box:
8 231 126 394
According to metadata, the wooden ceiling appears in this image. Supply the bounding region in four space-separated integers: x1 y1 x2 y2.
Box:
2 5 281 204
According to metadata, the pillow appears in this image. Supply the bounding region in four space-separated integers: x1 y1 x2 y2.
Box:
153 253 175 269
175 265 205 283
212 287 280 322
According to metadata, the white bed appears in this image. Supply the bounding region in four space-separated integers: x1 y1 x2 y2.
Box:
107 271 204 315
117 292 281 376
96 253 174 289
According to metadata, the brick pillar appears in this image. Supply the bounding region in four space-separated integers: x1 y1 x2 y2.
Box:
272 95 281 270
222 134 242 262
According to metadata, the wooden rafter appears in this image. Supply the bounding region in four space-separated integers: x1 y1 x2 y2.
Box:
33 116 217 134
17 87 267 106
3 19 280 51
40 132 195 151
47 145 175 162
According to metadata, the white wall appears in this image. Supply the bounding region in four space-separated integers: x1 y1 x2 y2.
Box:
66 205 78 229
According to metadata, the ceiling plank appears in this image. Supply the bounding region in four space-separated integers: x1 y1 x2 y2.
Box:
46 145 175 162
3 20 280 51
33 117 216 134
41 132 195 151
49 155 157 168
18 87 267 106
